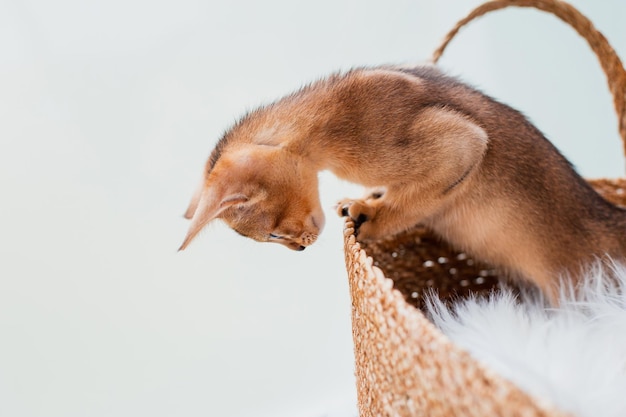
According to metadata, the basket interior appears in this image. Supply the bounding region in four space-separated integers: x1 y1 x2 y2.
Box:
358 226 504 310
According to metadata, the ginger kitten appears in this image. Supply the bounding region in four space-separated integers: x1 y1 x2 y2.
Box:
179 65 626 304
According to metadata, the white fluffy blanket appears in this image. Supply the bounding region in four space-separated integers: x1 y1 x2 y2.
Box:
426 263 626 417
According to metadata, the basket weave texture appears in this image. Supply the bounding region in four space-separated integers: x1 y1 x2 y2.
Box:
343 1 626 416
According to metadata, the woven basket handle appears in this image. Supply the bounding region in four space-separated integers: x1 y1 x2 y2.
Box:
431 0 626 158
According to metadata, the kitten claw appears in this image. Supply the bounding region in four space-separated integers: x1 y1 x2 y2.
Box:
336 199 375 234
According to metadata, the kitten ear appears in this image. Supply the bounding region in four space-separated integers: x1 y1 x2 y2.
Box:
178 190 248 251
219 194 249 207
183 179 204 220
183 177 247 219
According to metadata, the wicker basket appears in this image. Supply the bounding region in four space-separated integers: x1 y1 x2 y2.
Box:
343 1 626 416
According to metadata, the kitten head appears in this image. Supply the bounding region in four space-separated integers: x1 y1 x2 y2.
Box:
179 146 324 251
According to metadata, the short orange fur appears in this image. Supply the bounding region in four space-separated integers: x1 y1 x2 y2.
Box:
180 66 626 304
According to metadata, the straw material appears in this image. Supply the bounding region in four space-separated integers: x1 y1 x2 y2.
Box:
344 223 572 417
343 1 626 416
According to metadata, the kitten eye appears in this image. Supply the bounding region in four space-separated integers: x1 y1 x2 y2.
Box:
269 233 283 240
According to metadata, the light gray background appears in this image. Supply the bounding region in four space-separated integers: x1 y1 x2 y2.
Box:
1 1 625 416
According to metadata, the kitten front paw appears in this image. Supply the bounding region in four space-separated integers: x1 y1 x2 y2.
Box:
336 198 376 231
